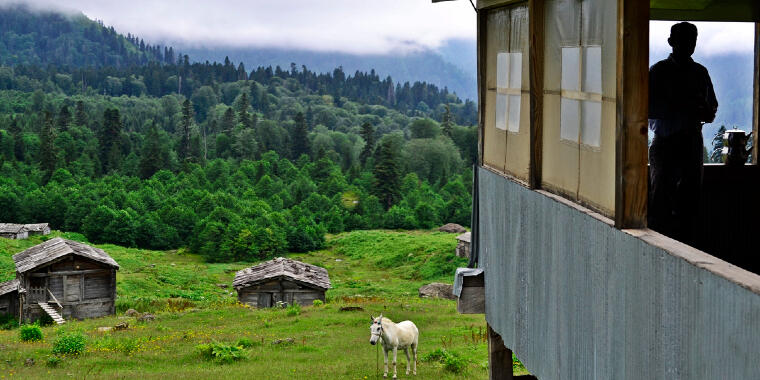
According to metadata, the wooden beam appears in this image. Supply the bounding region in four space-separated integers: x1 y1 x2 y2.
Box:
488 324 514 380
615 0 649 229
478 8 487 167
753 22 759 164
29 269 111 277
528 0 545 189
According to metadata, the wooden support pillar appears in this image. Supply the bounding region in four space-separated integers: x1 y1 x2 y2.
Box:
477 8 487 167
753 22 759 164
528 0 545 189
614 0 649 229
488 324 513 380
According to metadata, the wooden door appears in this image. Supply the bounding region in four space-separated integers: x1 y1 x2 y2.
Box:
65 275 81 302
257 293 272 308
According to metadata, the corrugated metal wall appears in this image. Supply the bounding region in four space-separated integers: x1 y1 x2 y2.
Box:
479 167 760 379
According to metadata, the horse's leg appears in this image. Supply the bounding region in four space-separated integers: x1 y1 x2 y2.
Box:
412 343 417 375
405 348 411 375
383 348 389 378
392 347 398 379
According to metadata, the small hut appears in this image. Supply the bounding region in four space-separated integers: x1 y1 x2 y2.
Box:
23 223 51 236
0 279 19 321
13 238 119 323
233 257 330 308
0 224 28 240
455 232 471 258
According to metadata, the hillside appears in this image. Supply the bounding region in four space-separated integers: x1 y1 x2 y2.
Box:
182 44 478 101
0 230 531 379
0 4 171 67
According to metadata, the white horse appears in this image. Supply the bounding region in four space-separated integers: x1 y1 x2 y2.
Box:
369 314 419 378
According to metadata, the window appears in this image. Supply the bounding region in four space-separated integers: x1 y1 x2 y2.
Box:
496 52 523 133
560 45 602 147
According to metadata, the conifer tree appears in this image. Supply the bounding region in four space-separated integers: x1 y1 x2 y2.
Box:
57 105 71 131
441 104 453 138
99 108 123 173
236 93 252 129
179 99 193 162
74 100 87 127
291 112 310 159
39 111 58 178
359 122 375 166
139 123 165 179
373 138 401 210
8 117 23 161
221 107 235 133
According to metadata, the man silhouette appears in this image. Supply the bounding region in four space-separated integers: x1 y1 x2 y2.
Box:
648 22 718 244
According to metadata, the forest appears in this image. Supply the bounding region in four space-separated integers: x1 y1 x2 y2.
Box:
0 6 478 264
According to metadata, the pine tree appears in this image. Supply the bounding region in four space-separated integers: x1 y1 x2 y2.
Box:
99 108 123 173
74 100 87 127
179 99 193 162
359 122 375 166
39 111 58 178
305 106 314 130
8 117 23 161
291 112 310 159
221 107 235 133
373 138 401 210
57 105 72 131
441 104 453 138
236 93 252 129
139 123 165 179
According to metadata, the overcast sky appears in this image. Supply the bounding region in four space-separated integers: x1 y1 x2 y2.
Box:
4 0 478 54
2 1 755 57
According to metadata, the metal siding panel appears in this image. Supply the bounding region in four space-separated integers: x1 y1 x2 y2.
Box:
479 167 760 379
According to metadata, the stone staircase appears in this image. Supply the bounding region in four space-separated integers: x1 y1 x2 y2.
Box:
38 302 65 325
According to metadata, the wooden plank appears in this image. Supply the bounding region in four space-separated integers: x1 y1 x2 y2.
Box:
457 286 486 314
614 0 649 229
478 7 487 166
29 269 111 277
753 22 759 165
488 324 514 380
477 0 522 10
528 0 544 188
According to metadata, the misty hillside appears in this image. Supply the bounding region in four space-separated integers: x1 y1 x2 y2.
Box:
180 44 478 100
0 4 172 67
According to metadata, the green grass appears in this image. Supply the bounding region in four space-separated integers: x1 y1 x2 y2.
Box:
0 230 528 379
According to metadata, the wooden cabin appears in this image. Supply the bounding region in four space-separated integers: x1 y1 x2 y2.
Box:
435 0 760 378
0 279 19 321
0 223 28 240
12 238 119 324
23 223 51 236
233 257 330 308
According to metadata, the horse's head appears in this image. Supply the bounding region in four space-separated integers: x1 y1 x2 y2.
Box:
369 314 384 345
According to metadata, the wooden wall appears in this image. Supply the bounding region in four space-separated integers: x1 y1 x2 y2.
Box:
237 279 325 308
0 292 18 319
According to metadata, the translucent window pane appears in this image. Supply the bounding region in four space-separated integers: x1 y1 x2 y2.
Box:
495 93 508 131
509 53 522 89
561 47 581 91
583 46 602 94
581 101 602 147
496 52 509 89
560 98 580 142
508 95 521 133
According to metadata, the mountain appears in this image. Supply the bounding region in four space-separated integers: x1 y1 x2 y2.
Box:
0 3 173 67
179 44 478 101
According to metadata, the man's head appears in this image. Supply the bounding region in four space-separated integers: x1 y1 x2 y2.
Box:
668 22 698 59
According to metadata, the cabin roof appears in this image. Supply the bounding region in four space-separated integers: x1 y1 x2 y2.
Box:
0 279 18 296
457 232 471 243
233 257 331 291
0 223 25 234
13 238 119 274
23 223 49 232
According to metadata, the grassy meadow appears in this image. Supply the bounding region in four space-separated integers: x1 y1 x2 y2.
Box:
0 230 527 379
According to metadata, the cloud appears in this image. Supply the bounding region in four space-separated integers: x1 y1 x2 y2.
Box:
650 21 755 57
1 0 477 54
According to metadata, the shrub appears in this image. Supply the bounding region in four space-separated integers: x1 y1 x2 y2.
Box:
52 331 86 355
0 314 18 330
46 355 62 367
19 324 43 342
312 299 323 307
196 342 248 364
422 348 468 374
236 337 257 349
286 302 301 317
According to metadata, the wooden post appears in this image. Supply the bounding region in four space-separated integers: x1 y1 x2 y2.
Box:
528 0 545 189
488 324 514 380
615 0 649 229
478 7 487 167
753 22 759 164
